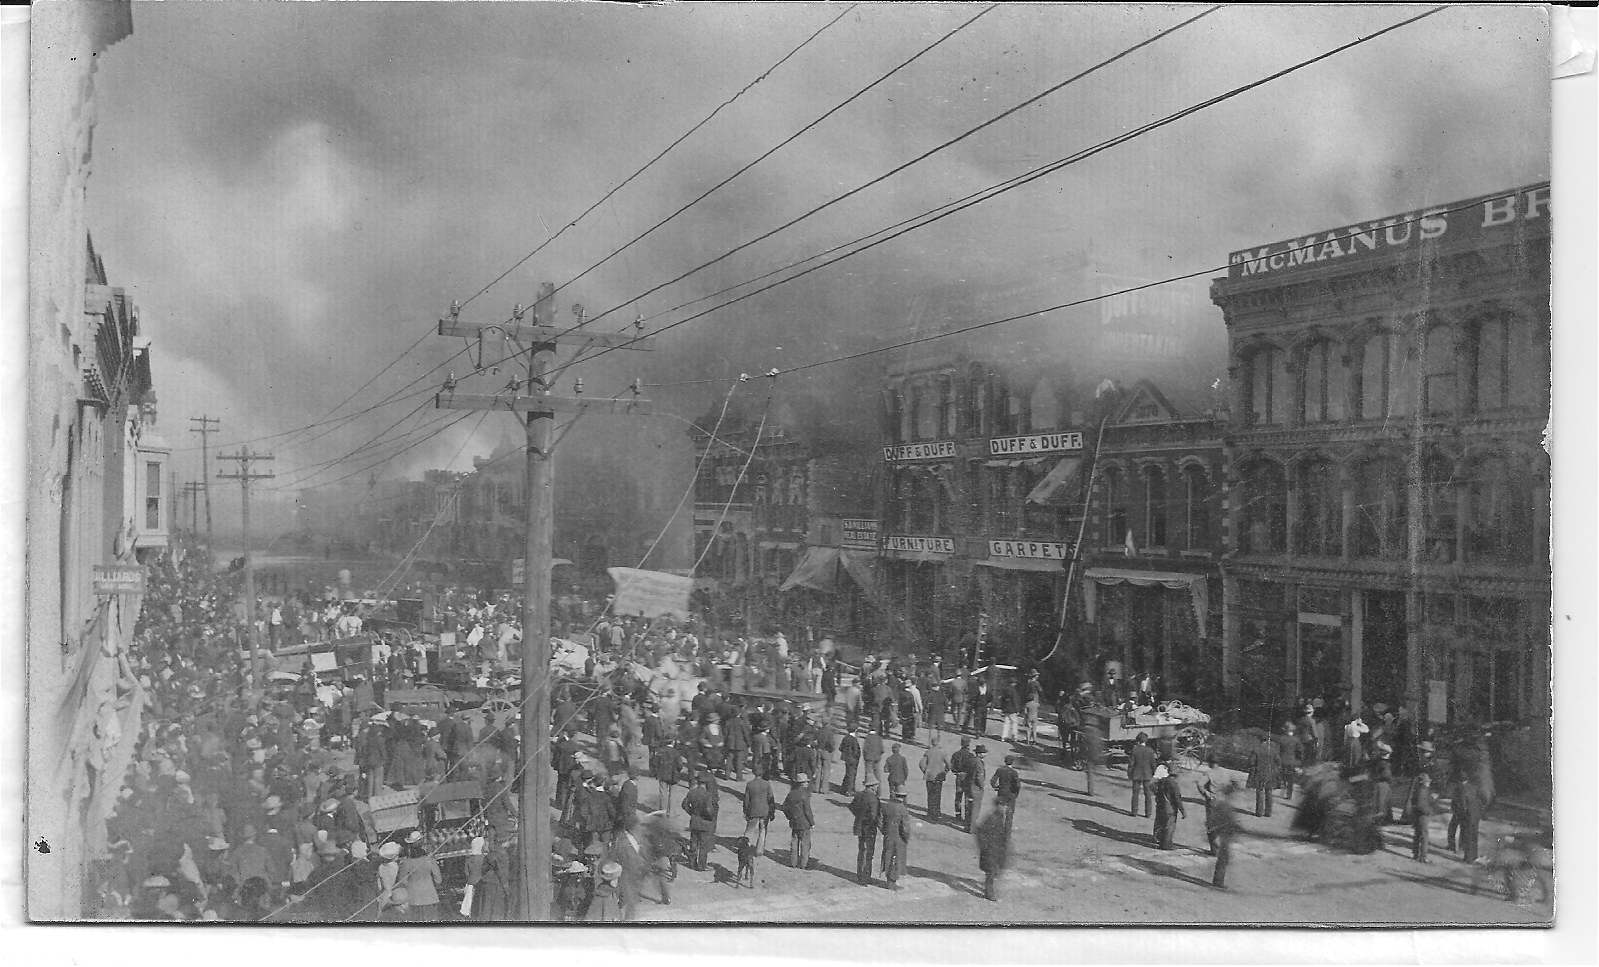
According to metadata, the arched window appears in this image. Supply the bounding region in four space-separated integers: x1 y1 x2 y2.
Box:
1420 451 1458 563
1421 325 1459 417
993 381 1016 436
1182 464 1212 551
1352 330 1414 420
1351 455 1407 559
1102 467 1127 546
1144 465 1168 548
884 388 903 444
911 382 939 440
1030 379 1060 431
1238 460 1286 554
965 365 988 436
1469 316 1511 412
1300 339 1346 424
1245 346 1291 425
939 376 958 437
1462 455 1536 564
1295 457 1342 557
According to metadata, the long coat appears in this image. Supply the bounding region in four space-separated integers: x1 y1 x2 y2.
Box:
878 799 911 878
1246 741 1282 789
850 789 882 838
466 847 511 921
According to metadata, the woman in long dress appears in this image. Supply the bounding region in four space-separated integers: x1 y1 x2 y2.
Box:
464 837 510 921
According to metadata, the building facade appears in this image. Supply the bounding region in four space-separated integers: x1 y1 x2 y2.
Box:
25 0 140 919
1210 183 1551 726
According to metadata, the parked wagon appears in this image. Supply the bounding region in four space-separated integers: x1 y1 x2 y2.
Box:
1078 701 1210 767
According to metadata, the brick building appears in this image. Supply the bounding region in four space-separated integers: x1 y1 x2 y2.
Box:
1210 182 1551 726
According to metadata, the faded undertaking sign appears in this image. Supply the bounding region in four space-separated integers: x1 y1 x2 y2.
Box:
92 565 146 596
607 566 694 621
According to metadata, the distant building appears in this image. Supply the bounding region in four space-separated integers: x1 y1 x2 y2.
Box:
1210 183 1551 724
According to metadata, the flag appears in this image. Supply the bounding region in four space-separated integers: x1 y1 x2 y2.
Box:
1124 528 1137 557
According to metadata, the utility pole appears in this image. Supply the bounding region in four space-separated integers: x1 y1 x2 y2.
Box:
190 415 221 546
218 447 274 686
434 293 650 920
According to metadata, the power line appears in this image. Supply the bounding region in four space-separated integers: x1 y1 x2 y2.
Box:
552 4 1220 339
537 4 995 312
661 189 1526 388
457 3 860 313
541 4 1444 383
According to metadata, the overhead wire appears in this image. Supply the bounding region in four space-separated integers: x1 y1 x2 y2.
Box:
546 4 1221 340
456 3 860 313
538 4 1444 383
534 5 995 309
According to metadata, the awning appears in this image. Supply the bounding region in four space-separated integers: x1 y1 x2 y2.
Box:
1082 567 1209 638
779 547 842 592
975 557 1066 573
1026 456 1082 504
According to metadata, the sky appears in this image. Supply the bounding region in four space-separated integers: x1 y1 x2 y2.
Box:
79 1 1552 528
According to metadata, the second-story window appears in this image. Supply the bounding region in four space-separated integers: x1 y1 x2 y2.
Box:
965 364 988 436
940 376 958 438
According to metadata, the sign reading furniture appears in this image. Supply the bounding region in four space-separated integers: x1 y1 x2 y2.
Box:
1227 182 1549 281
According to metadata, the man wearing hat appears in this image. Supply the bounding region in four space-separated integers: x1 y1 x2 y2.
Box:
681 773 719 872
964 745 989 834
950 737 975 823
1275 721 1304 801
862 726 885 790
743 769 776 854
838 727 862 796
991 754 1022 837
849 778 882 886
885 742 910 798
919 735 950 822
1128 733 1157 818
1246 732 1281 818
879 788 912 891
782 774 815 870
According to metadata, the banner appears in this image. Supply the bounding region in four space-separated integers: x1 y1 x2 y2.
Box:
606 566 694 621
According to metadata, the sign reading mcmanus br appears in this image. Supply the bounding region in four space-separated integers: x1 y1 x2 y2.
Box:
1227 182 1549 281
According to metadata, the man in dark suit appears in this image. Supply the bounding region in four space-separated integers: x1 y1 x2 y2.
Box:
838 727 862 796
742 770 775 854
610 767 640 839
1247 733 1282 818
724 706 751 782
885 743 910 798
990 754 1022 837
681 773 719 872
1127 733 1157 818
950 737 975 823
782 776 815 870
879 790 912 891
849 779 882 886
919 737 950 821
965 745 989 833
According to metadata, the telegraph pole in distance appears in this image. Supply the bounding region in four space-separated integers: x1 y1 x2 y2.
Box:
190 415 221 546
218 447 274 687
434 293 651 921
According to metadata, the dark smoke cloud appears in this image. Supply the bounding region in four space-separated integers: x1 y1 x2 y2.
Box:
83 3 1549 530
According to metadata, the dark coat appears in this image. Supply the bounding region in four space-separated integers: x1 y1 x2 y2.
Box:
886 753 909 787
682 785 718 833
743 777 775 820
863 733 885 762
849 789 881 837
782 786 815 832
838 733 861 764
1128 743 1158 782
724 716 752 752
1247 741 1282 789
878 799 911 876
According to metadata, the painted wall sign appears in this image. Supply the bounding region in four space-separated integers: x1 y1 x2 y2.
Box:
1228 183 1550 281
92 565 146 596
988 432 1083 456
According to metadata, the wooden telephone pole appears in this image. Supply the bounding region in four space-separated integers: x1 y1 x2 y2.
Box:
189 415 221 546
434 293 650 920
218 447 274 684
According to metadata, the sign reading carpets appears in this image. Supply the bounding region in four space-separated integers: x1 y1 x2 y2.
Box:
1228 182 1550 281
92 565 146 596
988 432 1083 456
988 540 1071 561
840 518 879 551
607 566 695 621
883 535 955 554
882 441 957 462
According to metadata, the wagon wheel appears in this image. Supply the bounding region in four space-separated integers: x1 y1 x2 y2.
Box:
1172 725 1208 766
